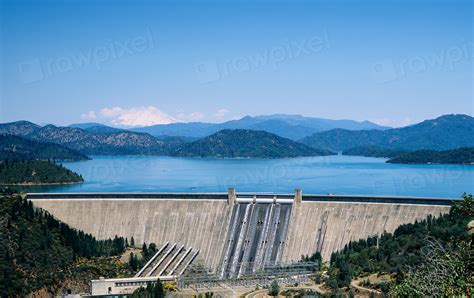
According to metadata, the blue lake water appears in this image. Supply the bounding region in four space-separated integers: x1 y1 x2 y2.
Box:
20 155 474 198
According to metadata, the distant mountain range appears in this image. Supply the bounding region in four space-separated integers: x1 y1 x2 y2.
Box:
69 122 125 134
0 114 472 159
0 121 336 158
172 129 335 158
301 114 474 151
128 114 390 140
0 121 334 158
0 120 40 136
0 122 170 155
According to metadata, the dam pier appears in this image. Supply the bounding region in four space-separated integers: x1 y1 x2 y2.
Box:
27 189 452 295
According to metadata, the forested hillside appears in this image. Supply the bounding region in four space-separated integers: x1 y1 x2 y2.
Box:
0 134 89 161
0 121 40 136
0 160 84 185
302 114 474 151
27 124 170 155
173 129 335 158
0 189 129 296
387 147 474 164
1 114 472 158
0 121 171 155
326 193 473 296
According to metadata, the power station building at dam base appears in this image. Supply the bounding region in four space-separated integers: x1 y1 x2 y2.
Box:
27 189 452 294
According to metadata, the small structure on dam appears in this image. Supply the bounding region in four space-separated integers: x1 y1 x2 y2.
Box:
28 189 452 283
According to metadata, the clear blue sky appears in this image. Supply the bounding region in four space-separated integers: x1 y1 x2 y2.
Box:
1 0 472 127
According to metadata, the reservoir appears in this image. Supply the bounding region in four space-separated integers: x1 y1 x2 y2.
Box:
21 155 474 198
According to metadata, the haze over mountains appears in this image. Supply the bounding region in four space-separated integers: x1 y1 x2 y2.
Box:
69 123 125 134
127 114 390 140
0 114 472 158
301 114 474 151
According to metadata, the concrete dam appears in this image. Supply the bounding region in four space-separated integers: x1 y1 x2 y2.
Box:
220 202 292 278
28 189 452 275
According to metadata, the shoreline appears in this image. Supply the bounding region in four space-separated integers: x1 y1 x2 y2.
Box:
387 161 474 165
343 154 474 165
0 181 83 186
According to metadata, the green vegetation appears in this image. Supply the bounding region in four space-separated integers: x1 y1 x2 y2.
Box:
0 189 129 296
132 280 165 298
301 114 474 151
0 134 89 161
0 135 87 185
268 280 280 296
130 279 177 297
126 242 161 273
140 242 157 260
2 114 473 157
387 147 474 164
0 120 40 136
60 257 133 294
0 160 83 185
343 146 474 165
326 193 473 296
174 129 335 158
301 251 322 272
195 291 214 298
128 252 140 271
342 146 408 158
0 122 170 156
27 125 171 156
280 288 323 297
390 240 471 296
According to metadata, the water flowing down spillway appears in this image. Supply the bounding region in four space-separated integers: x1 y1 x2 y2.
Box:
219 202 292 278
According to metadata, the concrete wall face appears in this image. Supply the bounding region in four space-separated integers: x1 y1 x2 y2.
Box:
30 198 232 270
219 203 292 278
282 201 450 262
30 195 451 273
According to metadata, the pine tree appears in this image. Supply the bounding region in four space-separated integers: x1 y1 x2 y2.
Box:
142 243 148 258
153 279 165 298
268 280 279 296
129 252 138 270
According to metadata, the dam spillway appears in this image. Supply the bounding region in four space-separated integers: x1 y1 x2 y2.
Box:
27 190 452 275
219 202 292 278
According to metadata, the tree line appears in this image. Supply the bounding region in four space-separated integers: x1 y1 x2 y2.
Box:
0 189 127 296
325 193 473 296
0 159 83 184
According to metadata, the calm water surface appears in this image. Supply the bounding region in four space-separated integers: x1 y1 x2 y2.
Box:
21 155 473 198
